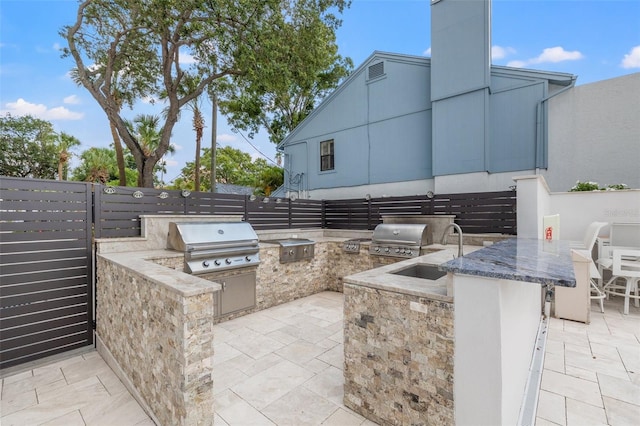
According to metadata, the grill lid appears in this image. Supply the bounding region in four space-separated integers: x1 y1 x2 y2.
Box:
371 223 429 246
167 221 259 252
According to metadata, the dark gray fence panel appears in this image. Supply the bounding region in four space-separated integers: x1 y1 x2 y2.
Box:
324 191 516 234
0 176 93 369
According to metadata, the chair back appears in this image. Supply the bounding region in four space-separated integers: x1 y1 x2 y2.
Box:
582 222 608 251
612 249 640 278
610 222 640 249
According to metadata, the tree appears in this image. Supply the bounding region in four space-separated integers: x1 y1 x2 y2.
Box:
56 132 81 180
0 114 58 179
172 146 283 195
217 3 353 145
61 0 349 187
253 159 284 196
72 147 118 184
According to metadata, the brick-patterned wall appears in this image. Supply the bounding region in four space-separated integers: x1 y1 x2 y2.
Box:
96 257 215 426
256 244 330 309
326 242 375 292
343 284 455 425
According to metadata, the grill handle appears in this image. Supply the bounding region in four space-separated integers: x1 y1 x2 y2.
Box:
185 246 258 259
372 239 419 246
185 240 258 252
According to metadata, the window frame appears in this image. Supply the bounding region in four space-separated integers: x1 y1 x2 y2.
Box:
319 139 335 172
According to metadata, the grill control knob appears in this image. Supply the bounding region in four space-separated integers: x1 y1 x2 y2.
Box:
375 247 380 252
289 249 294 255
395 248 400 253
202 260 210 268
407 250 412 256
225 258 232 265
214 259 221 266
384 247 390 253
245 256 252 262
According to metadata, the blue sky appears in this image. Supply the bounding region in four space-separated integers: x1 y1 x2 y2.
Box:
1 0 639 185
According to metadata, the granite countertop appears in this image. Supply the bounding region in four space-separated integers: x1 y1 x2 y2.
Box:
343 245 483 301
439 238 576 287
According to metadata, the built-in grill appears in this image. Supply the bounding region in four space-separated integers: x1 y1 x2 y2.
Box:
369 223 429 259
167 221 260 318
167 221 260 274
263 238 315 263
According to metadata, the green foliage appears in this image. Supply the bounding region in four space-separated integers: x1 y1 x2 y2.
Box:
72 147 119 183
0 114 59 179
570 180 630 191
62 0 350 186
217 0 353 145
171 146 283 195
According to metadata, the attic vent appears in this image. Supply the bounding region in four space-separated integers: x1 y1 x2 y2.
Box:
368 62 384 80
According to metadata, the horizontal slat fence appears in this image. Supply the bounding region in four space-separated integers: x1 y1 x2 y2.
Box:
0 177 93 369
324 190 516 234
1 176 515 369
95 185 324 238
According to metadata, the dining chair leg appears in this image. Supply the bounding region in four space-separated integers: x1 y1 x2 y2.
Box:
624 277 632 315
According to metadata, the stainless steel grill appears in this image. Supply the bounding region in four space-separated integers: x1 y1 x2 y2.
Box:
167 221 260 318
263 238 315 263
167 221 260 274
369 223 429 259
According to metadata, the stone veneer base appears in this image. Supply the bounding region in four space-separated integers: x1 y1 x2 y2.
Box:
343 283 455 425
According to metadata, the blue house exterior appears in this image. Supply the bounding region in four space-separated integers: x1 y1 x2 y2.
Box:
276 0 636 199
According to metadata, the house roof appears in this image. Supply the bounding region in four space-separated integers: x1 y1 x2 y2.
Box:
215 183 255 195
277 50 577 149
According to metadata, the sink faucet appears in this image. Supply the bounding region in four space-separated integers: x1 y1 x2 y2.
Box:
441 223 464 258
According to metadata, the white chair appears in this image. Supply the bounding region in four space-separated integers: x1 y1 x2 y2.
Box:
603 249 640 315
597 222 640 285
569 222 608 312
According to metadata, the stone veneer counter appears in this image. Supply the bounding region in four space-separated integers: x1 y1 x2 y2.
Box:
439 237 576 287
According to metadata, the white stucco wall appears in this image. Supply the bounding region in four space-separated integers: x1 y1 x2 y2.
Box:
453 274 541 425
300 178 435 200
543 72 640 192
516 175 640 242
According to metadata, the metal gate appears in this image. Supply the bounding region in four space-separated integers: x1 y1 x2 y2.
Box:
0 177 93 369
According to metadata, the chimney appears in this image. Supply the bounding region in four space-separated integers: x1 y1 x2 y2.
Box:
430 0 492 176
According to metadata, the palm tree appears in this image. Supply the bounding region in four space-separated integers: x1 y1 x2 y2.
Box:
56 132 81 180
69 68 128 186
125 114 174 186
162 76 206 191
82 148 114 184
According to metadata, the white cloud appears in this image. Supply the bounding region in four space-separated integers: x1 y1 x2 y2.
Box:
621 45 640 69
530 46 583 64
180 50 197 65
1 98 84 120
492 45 516 60
506 60 527 68
53 42 62 51
217 133 237 143
423 47 431 56
171 143 183 151
506 46 583 68
141 96 159 104
63 95 81 105
164 159 179 167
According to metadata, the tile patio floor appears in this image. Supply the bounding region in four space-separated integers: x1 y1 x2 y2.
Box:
1 291 638 425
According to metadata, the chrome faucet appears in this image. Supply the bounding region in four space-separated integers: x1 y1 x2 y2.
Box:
441 223 464 258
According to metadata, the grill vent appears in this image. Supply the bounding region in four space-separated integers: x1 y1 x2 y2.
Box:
368 62 384 80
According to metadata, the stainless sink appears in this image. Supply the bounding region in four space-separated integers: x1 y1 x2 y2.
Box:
391 264 447 281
